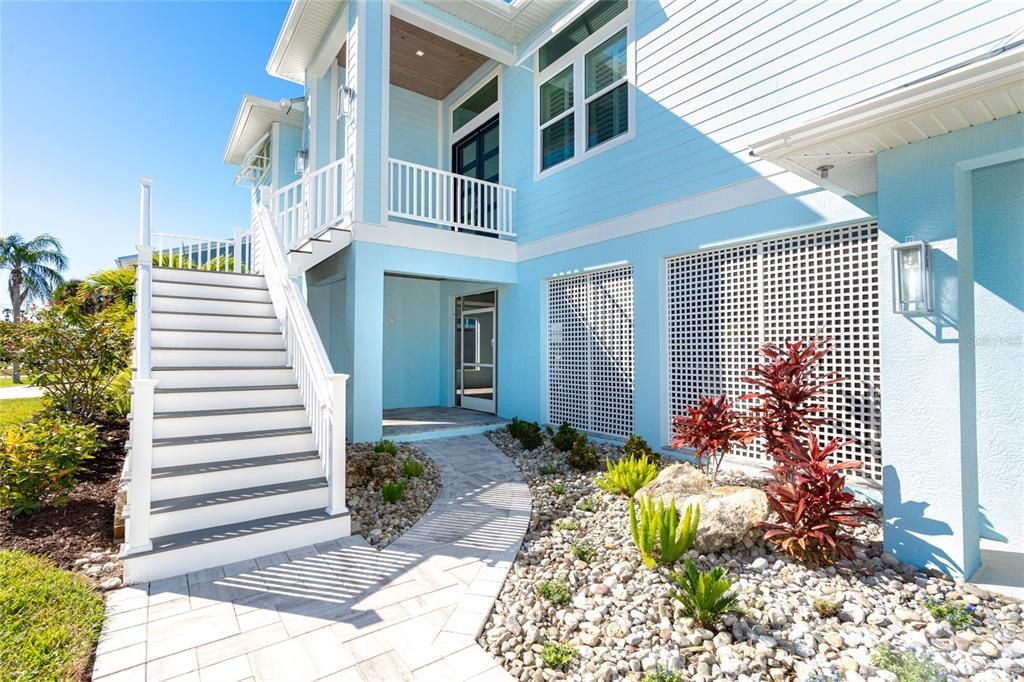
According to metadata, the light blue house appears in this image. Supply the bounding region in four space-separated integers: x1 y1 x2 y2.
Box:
121 0 1023 586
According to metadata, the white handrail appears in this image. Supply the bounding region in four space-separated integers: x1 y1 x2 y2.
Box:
252 189 348 515
151 231 253 273
272 157 350 250
387 157 516 236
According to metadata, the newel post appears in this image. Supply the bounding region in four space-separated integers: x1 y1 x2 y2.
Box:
326 373 349 516
232 228 244 273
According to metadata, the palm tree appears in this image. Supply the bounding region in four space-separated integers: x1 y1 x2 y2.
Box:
1 233 68 382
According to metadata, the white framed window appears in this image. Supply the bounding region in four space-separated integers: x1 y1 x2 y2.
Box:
534 0 634 179
449 68 501 144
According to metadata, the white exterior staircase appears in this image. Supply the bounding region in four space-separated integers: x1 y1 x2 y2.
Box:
121 180 350 584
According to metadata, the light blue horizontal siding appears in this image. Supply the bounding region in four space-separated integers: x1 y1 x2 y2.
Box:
389 86 438 167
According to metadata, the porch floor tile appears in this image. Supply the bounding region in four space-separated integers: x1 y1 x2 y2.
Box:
382 406 508 438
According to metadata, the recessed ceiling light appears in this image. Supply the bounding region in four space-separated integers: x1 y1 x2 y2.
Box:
415 49 425 57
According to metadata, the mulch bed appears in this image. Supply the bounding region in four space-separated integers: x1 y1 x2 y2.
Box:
0 419 128 572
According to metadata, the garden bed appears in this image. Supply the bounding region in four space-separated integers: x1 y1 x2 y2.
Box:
346 440 441 548
481 428 1024 681
0 418 127 589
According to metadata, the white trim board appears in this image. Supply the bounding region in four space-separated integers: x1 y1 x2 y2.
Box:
354 220 518 263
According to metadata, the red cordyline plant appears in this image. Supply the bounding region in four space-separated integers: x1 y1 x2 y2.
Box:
760 433 878 565
741 339 844 466
670 393 753 482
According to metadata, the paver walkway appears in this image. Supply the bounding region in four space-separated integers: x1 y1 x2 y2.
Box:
0 384 43 400
92 434 531 682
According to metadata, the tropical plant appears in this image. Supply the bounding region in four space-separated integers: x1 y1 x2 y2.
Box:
667 559 742 628
401 458 424 478
575 496 596 512
105 368 133 418
20 307 133 421
508 417 543 450
566 433 599 470
741 339 842 462
551 422 578 451
87 267 136 308
595 455 658 497
671 393 753 481
0 416 100 516
0 234 67 382
570 542 595 562
760 434 878 564
539 641 577 669
622 433 659 465
871 645 947 682
534 578 571 605
374 439 397 455
630 497 699 568
200 255 244 273
922 597 975 631
152 252 195 268
380 480 407 503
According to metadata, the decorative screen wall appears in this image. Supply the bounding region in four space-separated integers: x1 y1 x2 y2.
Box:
548 265 634 438
667 222 882 479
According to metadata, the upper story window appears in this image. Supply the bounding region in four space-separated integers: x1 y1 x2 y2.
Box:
536 0 633 176
453 76 499 136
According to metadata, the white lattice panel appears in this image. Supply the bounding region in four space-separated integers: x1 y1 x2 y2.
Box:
548 266 634 438
667 223 882 479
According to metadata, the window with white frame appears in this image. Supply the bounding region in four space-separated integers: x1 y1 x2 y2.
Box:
536 0 632 174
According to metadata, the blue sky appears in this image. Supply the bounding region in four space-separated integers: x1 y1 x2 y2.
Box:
1 1 297 305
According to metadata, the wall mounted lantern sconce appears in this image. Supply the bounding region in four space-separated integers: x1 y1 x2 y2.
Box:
294 149 308 176
337 85 356 121
892 238 932 314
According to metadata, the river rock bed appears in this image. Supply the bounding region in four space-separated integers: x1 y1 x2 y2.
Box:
346 441 440 548
481 428 1024 681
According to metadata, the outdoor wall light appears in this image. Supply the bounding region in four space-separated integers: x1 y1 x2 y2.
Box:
337 85 356 121
294 149 308 176
891 238 933 314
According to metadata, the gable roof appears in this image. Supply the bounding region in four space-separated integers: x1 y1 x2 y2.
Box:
223 95 305 166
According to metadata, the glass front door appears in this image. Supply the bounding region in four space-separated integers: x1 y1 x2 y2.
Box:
455 291 496 413
452 116 499 233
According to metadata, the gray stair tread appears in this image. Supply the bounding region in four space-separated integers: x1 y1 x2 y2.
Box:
152 346 283 351
153 266 264 279
154 405 304 418
154 426 310 447
152 451 320 478
153 294 272 304
156 384 298 393
152 477 326 514
152 365 290 371
153 278 268 292
152 328 282 335
152 310 277 319
140 508 345 555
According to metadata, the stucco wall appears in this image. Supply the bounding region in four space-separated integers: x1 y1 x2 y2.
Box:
382 276 441 409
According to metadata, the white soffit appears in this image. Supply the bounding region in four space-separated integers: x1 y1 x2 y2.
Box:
224 95 305 165
267 0 343 84
420 0 574 44
749 47 1024 196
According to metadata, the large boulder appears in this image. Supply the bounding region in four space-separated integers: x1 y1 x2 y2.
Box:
637 464 768 552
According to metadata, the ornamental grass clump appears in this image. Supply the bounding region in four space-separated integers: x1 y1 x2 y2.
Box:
595 455 658 497
670 393 752 481
380 480 407 503
630 497 699 568
508 417 543 450
565 433 599 471
668 559 741 628
374 439 397 455
401 458 424 478
551 422 578 452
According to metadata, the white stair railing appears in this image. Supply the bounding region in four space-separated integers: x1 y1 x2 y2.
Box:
272 157 350 251
252 188 348 516
388 158 516 237
151 230 254 273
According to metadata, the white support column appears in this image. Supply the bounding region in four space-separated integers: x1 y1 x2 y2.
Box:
137 178 154 380
125 379 156 554
326 373 349 516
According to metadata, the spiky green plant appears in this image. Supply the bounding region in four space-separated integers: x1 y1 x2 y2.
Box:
401 459 424 478
629 497 699 568
380 480 406 503
86 267 136 307
667 559 741 627
595 455 658 497
374 439 398 455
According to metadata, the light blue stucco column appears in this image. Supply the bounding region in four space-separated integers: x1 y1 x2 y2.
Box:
347 0 385 226
346 243 384 442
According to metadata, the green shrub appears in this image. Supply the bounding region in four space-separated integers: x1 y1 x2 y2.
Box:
106 367 132 417
643 669 684 682
871 645 947 682
539 641 577 669
922 597 975 631
595 455 658 497
555 518 578 531
380 480 407 503
570 542 595 562
668 559 741 628
0 550 104 681
538 463 559 475
549 483 565 495
575 497 596 512
566 433 599 471
508 417 543 450
813 597 841 618
630 497 699 568
374 439 397 455
0 417 99 516
551 422 578 451
535 578 571 605
623 433 659 465
401 459 424 478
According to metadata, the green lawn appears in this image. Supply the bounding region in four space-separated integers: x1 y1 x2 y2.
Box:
0 550 105 682
0 397 46 429
0 377 14 388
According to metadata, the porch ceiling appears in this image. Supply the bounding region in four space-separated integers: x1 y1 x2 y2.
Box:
390 17 489 100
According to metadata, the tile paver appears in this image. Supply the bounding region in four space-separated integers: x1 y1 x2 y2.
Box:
93 434 527 682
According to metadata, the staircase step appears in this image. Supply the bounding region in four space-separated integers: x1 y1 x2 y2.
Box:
151 311 280 333
154 384 302 412
152 295 275 317
150 478 327 537
151 366 295 389
152 405 307 439
122 509 352 584
151 328 286 350
151 347 287 368
153 427 316 466
153 280 272 303
153 267 267 289
151 450 322 499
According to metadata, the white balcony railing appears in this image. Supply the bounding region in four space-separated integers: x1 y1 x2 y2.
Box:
272 156 351 250
388 158 516 237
